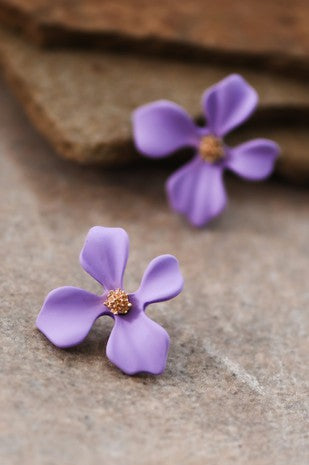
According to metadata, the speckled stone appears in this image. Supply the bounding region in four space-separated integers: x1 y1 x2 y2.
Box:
0 26 308 183
0 79 308 465
0 0 308 74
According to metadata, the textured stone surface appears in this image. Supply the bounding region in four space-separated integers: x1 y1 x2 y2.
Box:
0 80 308 465
0 27 308 182
0 0 308 74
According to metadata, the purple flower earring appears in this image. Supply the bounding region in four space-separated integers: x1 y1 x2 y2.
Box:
36 227 184 375
133 74 280 227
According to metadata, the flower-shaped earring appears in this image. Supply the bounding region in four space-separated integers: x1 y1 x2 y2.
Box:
133 74 280 227
36 227 184 375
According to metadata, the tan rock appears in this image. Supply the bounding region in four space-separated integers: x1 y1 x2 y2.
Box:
0 26 308 182
0 79 308 465
0 0 308 74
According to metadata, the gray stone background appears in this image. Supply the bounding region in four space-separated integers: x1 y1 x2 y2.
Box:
0 78 308 464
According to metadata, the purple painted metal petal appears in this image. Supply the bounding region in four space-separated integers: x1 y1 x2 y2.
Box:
36 287 105 348
79 226 129 290
106 308 170 375
226 139 280 180
134 255 183 308
132 100 198 158
202 74 258 137
166 157 227 227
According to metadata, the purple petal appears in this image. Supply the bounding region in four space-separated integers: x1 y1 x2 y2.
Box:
226 139 280 180
166 157 227 227
202 74 258 137
36 287 105 348
80 226 129 290
134 255 183 308
106 308 170 375
132 100 198 158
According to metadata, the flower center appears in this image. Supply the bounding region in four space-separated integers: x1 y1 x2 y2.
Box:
199 135 224 163
104 289 132 315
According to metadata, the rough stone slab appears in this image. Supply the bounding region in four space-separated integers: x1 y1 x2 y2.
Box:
0 79 308 465
0 0 308 75
0 27 308 182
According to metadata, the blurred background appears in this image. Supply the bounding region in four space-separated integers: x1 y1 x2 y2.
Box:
0 1 308 465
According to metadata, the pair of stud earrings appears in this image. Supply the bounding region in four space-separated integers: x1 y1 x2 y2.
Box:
36 75 280 375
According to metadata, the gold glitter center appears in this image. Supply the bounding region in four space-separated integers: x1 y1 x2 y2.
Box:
104 289 132 315
199 135 224 163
